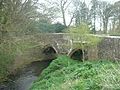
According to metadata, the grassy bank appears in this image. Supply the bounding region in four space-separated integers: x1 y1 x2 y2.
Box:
30 55 120 90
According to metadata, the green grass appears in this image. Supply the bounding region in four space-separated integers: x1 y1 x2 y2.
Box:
30 55 120 90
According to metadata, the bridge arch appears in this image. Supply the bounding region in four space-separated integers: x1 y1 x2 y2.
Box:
69 48 83 61
42 45 58 60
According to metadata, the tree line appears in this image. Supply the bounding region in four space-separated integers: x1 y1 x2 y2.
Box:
40 0 120 34
0 0 120 36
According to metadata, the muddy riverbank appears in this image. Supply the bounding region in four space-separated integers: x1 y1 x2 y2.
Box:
0 60 52 90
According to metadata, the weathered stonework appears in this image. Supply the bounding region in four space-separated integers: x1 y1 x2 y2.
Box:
98 36 120 60
12 34 120 71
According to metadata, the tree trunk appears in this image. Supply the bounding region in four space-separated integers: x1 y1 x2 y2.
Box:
82 49 85 62
103 18 108 34
81 43 85 62
93 14 96 34
61 3 66 26
112 17 116 33
119 16 120 26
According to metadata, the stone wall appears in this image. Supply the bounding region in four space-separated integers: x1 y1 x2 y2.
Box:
98 36 120 60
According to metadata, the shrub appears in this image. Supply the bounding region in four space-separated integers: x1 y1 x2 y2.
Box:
30 56 120 90
0 41 16 82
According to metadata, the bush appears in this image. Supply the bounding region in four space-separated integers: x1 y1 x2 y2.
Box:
30 56 120 90
0 41 16 83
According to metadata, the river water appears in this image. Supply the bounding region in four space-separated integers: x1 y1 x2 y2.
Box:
0 60 52 90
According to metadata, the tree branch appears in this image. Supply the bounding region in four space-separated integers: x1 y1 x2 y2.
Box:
68 14 75 27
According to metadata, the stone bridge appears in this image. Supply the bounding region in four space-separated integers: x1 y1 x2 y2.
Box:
14 33 84 63
13 33 120 70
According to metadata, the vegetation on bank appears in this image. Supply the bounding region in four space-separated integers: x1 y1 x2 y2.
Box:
67 23 101 61
0 37 38 83
30 55 120 90
0 39 16 82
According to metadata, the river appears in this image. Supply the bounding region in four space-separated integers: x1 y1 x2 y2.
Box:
0 60 52 90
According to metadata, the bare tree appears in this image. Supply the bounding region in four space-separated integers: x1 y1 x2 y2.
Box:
90 0 99 34
72 0 90 26
98 1 112 34
0 0 40 34
43 0 74 27
111 1 120 34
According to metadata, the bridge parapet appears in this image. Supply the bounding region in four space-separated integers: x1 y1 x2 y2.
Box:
14 33 120 62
